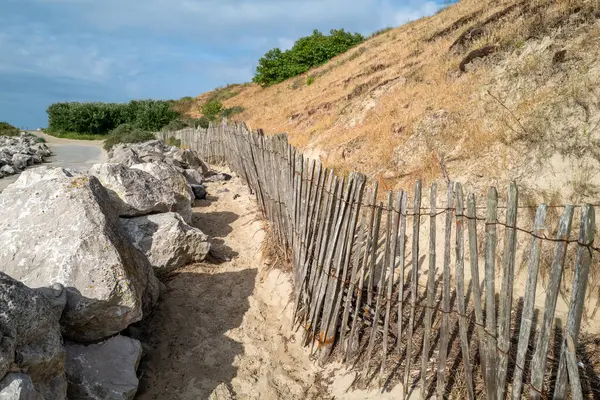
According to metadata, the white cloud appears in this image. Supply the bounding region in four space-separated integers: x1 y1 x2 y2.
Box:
0 28 128 84
31 0 442 40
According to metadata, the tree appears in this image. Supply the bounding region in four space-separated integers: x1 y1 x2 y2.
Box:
252 29 364 86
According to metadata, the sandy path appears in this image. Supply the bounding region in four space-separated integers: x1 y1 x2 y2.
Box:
135 176 322 400
134 173 408 400
33 131 106 171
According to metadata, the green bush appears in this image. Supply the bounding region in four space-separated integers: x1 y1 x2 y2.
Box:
103 124 155 151
47 100 180 136
222 106 245 118
201 100 224 121
160 119 189 132
192 117 210 129
167 136 182 147
0 122 19 136
207 85 240 102
252 29 364 86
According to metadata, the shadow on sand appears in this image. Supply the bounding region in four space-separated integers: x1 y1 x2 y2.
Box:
133 268 257 399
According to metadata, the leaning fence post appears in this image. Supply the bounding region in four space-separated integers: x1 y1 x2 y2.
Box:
454 183 475 400
467 193 487 390
380 189 402 384
553 204 595 399
403 180 422 394
530 206 574 399
483 187 499 400
436 182 454 399
497 182 518 399
420 183 437 397
511 204 547 400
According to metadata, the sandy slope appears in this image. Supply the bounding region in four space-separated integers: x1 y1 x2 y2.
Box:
135 174 411 399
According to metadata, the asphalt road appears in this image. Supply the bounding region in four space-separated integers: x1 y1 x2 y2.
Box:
0 132 106 191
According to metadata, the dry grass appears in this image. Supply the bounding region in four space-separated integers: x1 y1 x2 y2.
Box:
261 223 292 273
184 0 600 205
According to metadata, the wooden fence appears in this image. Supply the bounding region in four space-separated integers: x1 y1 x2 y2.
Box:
159 123 598 399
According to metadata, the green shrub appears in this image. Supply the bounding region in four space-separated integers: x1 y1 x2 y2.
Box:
47 100 180 136
222 106 245 118
306 76 314 86
161 119 189 132
167 136 182 147
252 29 364 87
0 122 19 136
201 99 224 121
103 124 155 151
207 85 240 102
192 116 210 129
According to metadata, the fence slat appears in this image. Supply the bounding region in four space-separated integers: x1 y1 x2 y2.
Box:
454 183 475 400
397 192 408 359
363 192 394 379
304 172 336 342
483 187 499 400
553 204 595 399
530 206 575 399
420 183 437 398
308 177 347 349
366 196 381 309
340 211 367 361
565 334 584 400
403 180 422 394
380 190 402 383
436 182 454 399
497 182 518 399
320 173 366 361
319 174 357 355
511 204 547 400
347 184 378 361
292 162 322 325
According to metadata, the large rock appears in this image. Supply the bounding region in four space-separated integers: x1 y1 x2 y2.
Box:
7 167 79 189
0 168 160 342
0 135 51 177
11 154 31 171
169 148 209 174
190 184 207 200
108 140 209 173
89 163 181 217
121 212 210 276
65 336 142 400
181 168 203 185
0 272 67 400
107 145 142 167
130 162 193 223
0 374 43 400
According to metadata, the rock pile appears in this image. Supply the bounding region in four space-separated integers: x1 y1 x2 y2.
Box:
0 134 51 178
0 140 222 399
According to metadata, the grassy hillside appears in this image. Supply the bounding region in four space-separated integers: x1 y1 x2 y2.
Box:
186 0 600 204
0 122 19 136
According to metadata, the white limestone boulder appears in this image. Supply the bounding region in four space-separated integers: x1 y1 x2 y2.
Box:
0 169 160 342
120 212 210 276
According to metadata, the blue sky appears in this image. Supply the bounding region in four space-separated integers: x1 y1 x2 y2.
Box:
0 0 446 128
